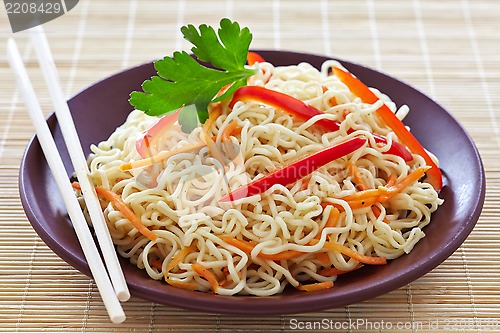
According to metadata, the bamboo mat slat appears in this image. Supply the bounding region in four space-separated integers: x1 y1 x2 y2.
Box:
1 0 500 332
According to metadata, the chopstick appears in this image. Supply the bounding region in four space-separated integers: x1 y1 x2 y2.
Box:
29 26 130 302
7 38 126 324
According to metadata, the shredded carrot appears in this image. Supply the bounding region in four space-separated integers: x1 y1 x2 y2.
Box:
192 262 219 292
321 195 379 211
224 231 386 266
318 265 362 277
219 267 242 287
150 259 163 271
165 244 197 274
299 176 311 191
340 188 382 202
309 239 387 265
322 166 429 212
95 186 157 241
372 205 390 224
221 120 241 142
166 279 198 291
329 96 338 107
72 182 157 241
326 207 341 228
386 172 397 187
202 103 222 133
120 141 206 171
297 281 334 292
315 207 340 240
379 166 430 202
221 237 305 261
349 163 368 190
200 130 222 162
321 86 338 106
316 252 331 266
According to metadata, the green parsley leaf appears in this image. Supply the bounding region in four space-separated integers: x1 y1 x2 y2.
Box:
129 18 256 132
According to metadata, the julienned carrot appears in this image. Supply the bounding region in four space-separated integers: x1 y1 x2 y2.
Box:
326 207 341 228
372 205 390 224
379 166 431 201
221 120 242 142
192 262 219 292
323 166 431 211
150 259 163 271
321 196 379 211
315 207 341 240
219 267 243 287
221 236 305 261
120 141 206 171
202 103 222 133
297 281 334 292
332 67 442 190
166 279 198 291
72 182 157 241
165 244 197 274
348 163 368 190
223 236 386 266
386 172 397 187
315 252 331 266
340 188 382 202
309 239 387 265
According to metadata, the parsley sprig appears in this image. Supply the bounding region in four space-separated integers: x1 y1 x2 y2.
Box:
129 18 256 132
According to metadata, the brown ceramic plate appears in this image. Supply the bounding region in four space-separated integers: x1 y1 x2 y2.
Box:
19 51 485 315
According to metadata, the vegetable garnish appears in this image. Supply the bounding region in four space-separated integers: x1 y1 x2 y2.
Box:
72 182 157 241
135 107 181 158
296 281 334 292
130 18 257 133
221 237 306 261
247 51 265 65
321 166 431 211
192 262 220 292
332 67 443 190
219 137 367 202
229 86 341 132
120 141 206 171
222 236 386 265
308 239 387 265
229 86 413 162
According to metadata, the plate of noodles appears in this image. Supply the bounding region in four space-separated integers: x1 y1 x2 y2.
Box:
19 50 484 315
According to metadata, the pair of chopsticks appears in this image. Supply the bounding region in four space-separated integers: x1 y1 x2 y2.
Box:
7 27 129 323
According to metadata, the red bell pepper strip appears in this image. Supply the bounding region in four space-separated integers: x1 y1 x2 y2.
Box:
247 52 265 65
332 67 442 190
219 137 366 202
135 108 181 158
229 86 413 162
367 131 413 162
229 86 340 132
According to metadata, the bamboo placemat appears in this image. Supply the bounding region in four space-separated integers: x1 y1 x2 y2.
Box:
1 0 500 332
